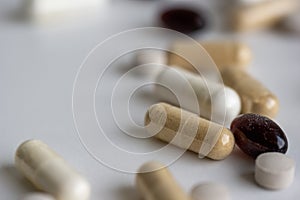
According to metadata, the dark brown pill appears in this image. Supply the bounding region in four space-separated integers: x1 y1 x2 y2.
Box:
230 113 288 158
160 7 206 34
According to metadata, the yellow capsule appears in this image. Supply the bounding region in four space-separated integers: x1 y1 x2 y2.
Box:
136 161 190 200
144 103 235 160
221 68 279 118
168 41 252 71
232 0 298 32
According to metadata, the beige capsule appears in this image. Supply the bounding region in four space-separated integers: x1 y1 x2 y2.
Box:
15 140 90 200
232 0 299 32
144 103 235 160
168 41 252 71
136 161 190 200
221 68 279 118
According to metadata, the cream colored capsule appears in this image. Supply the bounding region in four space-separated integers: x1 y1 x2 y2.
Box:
168 41 252 71
232 0 299 32
145 103 235 160
136 161 190 200
221 68 279 118
15 140 90 200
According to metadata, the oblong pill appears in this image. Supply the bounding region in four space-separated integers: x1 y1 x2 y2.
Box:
136 161 190 200
221 68 279 118
155 66 241 125
231 113 288 158
21 193 55 200
232 0 299 32
255 152 295 190
15 140 90 200
145 103 235 160
191 182 231 200
168 41 252 70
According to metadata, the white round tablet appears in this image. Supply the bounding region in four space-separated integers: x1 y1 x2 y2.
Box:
191 182 231 200
21 192 55 200
255 152 295 190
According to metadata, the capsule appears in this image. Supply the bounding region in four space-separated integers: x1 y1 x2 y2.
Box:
191 182 231 200
154 66 241 125
145 103 235 160
221 68 279 118
136 161 190 200
15 140 90 200
168 41 252 70
232 0 298 32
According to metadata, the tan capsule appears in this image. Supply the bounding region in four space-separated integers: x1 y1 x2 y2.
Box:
221 68 279 118
168 41 252 71
136 161 190 200
145 103 235 160
15 140 90 200
232 0 299 32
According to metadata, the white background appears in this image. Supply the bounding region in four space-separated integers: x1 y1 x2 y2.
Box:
0 0 299 199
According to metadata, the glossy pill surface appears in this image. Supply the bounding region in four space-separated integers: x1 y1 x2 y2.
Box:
160 7 205 34
154 66 241 125
136 161 190 200
221 68 279 118
255 152 295 190
22 193 55 200
15 140 90 200
231 113 288 158
145 103 235 160
191 182 231 200
168 41 252 70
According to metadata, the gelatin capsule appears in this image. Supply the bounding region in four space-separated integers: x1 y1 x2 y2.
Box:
191 182 231 200
154 66 241 125
145 103 235 160
255 152 295 190
168 41 252 70
231 113 288 158
136 161 190 200
15 140 90 200
232 0 298 32
221 68 279 118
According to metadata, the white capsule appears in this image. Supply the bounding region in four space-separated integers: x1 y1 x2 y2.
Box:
255 152 296 190
154 66 241 125
191 182 231 200
21 193 55 200
15 140 90 200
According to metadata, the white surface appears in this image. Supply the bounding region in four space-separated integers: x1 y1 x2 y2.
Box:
0 1 300 200
22 192 55 200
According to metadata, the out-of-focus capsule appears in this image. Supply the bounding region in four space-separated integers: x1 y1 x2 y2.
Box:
15 140 90 200
221 68 279 118
136 161 190 200
145 103 235 160
232 0 299 32
154 66 241 125
168 41 252 70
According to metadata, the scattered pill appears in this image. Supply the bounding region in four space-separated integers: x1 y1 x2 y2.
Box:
134 49 167 67
221 68 279 118
231 113 288 158
168 41 252 70
154 66 241 125
191 182 231 200
21 193 55 200
145 103 235 160
15 140 90 200
255 152 295 190
136 161 190 200
232 0 298 31
160 7 206 34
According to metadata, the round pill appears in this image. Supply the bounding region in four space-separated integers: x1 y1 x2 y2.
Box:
21 193 55 200
191 182 231 200
160 7 206 34
255 152 295 190
230 113 288 158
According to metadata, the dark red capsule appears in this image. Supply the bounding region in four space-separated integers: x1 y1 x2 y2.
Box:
160 7 206 34
230 113 288 158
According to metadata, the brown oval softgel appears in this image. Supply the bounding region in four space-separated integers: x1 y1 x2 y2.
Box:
230 113 288 158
